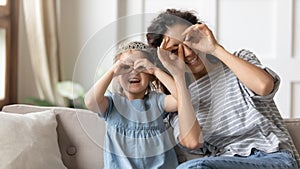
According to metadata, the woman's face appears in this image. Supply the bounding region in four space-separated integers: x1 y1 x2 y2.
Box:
164 23 207 79
117 51 151 99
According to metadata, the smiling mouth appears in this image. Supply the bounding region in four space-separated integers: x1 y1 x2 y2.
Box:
186 56 198 65
128 78 141 84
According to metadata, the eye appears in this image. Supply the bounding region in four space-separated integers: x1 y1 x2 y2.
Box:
136 66 145 72
171 49 178 55
121 65 131 69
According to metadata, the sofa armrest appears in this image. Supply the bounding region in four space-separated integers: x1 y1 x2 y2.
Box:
284 118 300 154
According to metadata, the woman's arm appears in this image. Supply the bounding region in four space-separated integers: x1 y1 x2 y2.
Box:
158 44 204 149
183 24 274 96
212 46 274 96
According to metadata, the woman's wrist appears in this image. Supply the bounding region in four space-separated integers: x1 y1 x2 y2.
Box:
153 67 163 76
173 74 186 86
211 44 225 58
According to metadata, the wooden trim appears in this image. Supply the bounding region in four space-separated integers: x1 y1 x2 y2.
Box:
0 19 10 108
9 0 18 104
0 0 18 109
0 0 10 17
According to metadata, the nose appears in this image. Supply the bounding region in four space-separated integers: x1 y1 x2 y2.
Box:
183 44 193 57
129 68 141 75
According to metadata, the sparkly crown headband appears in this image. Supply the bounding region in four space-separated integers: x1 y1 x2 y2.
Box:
117 41 148 54
115 41 172 76
114 41 152 62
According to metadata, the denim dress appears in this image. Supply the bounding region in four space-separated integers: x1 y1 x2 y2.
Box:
100 92 178 169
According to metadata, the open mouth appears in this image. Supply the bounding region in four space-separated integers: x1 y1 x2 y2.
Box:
185 56 199 65
128 78 141 84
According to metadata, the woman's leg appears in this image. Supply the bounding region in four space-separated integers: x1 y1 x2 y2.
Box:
177 151 298 169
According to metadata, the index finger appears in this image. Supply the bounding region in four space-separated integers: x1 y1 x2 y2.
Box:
178 44 184 61
160 36 169 49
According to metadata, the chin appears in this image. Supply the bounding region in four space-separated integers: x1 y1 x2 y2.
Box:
189 65 204 73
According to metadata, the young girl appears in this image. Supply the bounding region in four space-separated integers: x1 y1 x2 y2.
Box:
84 41 178 169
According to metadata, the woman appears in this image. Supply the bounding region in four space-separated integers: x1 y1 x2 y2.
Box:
147 8 299 169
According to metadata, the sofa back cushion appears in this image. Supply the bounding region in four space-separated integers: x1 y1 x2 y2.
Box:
0 110 67 169
2 104 105 169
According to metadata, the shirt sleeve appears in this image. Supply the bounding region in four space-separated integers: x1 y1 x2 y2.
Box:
156 92 167 113
169 113 180 144
98 92 113 120
149 91 167 115
234 49 281 101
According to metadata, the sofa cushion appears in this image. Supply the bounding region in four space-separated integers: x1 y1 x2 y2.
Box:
0 110 67 169
2 104 105 169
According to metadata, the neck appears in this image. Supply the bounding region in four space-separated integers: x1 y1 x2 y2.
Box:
125 91 146 100
194 67 208 80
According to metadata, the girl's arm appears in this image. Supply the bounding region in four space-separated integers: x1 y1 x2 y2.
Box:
84 69 114 114
153 66 178 112
134 55 177 112
153 66 177 98
85 60 131 113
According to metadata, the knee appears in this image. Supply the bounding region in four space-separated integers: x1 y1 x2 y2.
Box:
176 158 207 169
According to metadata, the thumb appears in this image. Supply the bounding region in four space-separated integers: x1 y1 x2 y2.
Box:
157 47 167 62
178 44 184 61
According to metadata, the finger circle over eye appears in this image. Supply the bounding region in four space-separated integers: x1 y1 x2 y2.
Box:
170 54 177 60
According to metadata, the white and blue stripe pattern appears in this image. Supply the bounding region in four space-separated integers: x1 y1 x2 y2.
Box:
171 49 300 166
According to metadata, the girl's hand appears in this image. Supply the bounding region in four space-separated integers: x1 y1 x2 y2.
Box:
112 60 133 76
182 23 219 55
133 58 156 75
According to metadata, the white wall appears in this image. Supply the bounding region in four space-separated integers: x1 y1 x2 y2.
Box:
18 0 300 118
18 0 118 102
58 0 117 89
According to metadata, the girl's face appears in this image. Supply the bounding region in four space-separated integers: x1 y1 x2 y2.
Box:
117 50 151 100
164 23 207 79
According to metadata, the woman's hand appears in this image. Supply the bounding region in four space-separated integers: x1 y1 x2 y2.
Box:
158 38 186 77
159 39 204 149
182 23 219 55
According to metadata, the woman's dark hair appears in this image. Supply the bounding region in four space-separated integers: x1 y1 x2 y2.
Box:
146 9 200 48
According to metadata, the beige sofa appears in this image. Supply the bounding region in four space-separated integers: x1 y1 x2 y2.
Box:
2 104 300 169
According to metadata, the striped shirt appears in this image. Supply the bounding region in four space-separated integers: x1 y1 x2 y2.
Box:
171 49 300 166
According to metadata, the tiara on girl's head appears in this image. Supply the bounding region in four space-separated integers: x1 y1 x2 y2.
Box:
114 41 152 63
117 41 148 53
